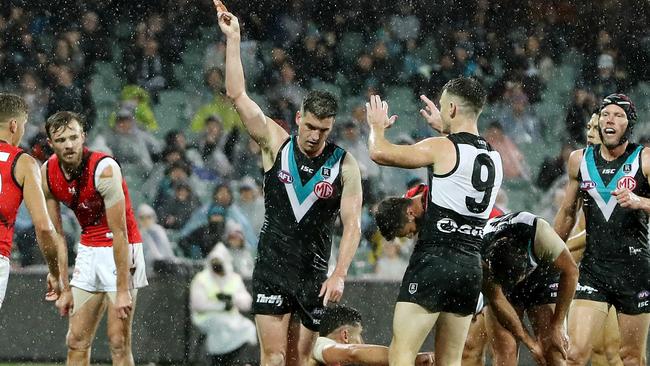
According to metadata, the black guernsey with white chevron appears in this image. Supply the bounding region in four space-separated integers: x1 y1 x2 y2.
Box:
256 136 346 280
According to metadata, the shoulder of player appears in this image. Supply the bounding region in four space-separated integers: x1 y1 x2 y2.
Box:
95 156 122 177
567 148 585 178
14 152 38 176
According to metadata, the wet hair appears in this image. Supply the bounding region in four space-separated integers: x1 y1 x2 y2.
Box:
0 93 28 124
375 197 411 241
484 235 529 288
442 77 487 115
45 111 85 138
319 305 363 337
301 90 338 119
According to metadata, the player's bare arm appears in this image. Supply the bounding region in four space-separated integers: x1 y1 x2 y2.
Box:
40 162 72 315
99 163 132 319
565 213 586 262
366 94 447 169
17 154 64 297
482 266 546 366
320 154 362 306
319 343 434 366
612 146 650 212
553 149 584 241
534 218 577 358
215 2 288 170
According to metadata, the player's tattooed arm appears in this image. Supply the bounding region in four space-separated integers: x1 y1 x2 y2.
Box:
215 1 288 168
553 149 584 241
319 154 362 306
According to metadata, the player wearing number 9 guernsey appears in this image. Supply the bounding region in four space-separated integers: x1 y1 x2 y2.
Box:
366 77 503 366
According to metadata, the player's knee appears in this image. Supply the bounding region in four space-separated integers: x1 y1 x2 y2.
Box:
108 333 129 357
262 350 286 366
620 345 645 366
567 344 591 365
66 331 91 352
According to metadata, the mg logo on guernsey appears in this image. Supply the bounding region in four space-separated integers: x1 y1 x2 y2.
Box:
617 176 637 191
314 181 334 199
278 170 293 184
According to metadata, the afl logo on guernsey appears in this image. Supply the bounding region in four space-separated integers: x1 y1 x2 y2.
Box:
580 181 596 191
278 170 293 184
314 181 334 199
617 176 637 191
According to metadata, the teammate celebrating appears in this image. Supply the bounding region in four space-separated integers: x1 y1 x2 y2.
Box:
554 94 650 365
482 211 578 366
42 111 147 366
0 93 65 309
310 305 434 366
216 4 363 366
565 112 622 366
367 77 503 366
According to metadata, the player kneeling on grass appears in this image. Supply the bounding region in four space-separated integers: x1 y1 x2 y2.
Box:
310 305 434 366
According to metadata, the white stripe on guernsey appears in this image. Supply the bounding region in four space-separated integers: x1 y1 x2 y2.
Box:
580 153 640 221
0 152 9 162
281 144 342 223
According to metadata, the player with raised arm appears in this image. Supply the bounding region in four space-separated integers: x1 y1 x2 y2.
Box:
215 3 363 365
366 77 503 366
42 111 147 366
0 93 66 309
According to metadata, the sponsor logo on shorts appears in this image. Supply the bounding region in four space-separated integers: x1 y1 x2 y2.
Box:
638 301 649 308
580 181 596 191
256 294 283 306
278 170 294 184
314 181 334 199
617 176 637 191
408 283 418 294
638 290 650 299
436 218 483 237
629 246 642 256
623 164 632 173
548 283 559 291
576 283 599 294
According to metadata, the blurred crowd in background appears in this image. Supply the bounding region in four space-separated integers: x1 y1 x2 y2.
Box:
1 0 650 280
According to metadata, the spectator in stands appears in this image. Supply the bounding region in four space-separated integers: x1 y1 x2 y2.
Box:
18 71 47 138
336 120 380 203
46 65 83 117
190 243 257 366
375 240 408 280
79 11 111 66
536 141 576 191
126 37 173 103
105 104 161 173
110 85 158 131
212 183 257 249
137 204 176 276
191 68 242 132
187 114 235 180
179 203 227 258
157 180 200 230
565 85 596 144
223 221 254 278
499 89 542 145
484 121 530 180
232 135 263 181
235 176 264 236
269 62 305 110
52 34 85 79
589 53 623 97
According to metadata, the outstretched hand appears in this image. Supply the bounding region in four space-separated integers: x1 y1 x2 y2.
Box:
366 95 398 130
213 0 239 37
419 95 443 133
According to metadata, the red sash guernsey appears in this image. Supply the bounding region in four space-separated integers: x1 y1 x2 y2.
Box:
0 142 24 257
46 149 142 247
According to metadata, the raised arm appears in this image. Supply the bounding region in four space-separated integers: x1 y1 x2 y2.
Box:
553 150 584 241
366 95 443 168
319 154 362 306
17 155 64 292
215 3 288 167
96 161 131 319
